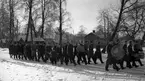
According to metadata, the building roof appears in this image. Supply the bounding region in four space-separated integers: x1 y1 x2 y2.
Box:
85 33 100 41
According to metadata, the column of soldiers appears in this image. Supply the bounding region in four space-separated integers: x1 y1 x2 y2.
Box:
8 40 144 72
8 41 104 65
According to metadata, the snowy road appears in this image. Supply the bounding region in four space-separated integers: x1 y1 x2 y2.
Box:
0 48 145 81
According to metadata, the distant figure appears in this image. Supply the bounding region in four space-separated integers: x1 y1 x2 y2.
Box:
37 43 45 62
50 48 58 65
31 42 37 61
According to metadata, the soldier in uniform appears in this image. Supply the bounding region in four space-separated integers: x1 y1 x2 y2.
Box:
88 41 95 64
94 42 104 64
14 42 18 59
133 40 144 66
67 42 76 66
77 43 87 65
45 43 52 62
31 42 37 61
9 42 13 58
38 42 45 62
63 43 68 65
50 47 58 65
17 42 23 60
128 41 138 68
123 41 132 68
105 41 120 71
27 42 32 60
84 41 89 56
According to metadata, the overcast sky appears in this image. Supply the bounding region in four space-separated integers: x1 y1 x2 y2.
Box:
66 0 119 34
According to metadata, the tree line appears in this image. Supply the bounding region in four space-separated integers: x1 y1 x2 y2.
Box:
1 0 145 46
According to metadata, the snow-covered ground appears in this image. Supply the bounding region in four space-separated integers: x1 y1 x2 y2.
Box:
0 48 145 81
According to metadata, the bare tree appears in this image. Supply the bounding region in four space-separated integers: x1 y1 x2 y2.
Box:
110 0 138 41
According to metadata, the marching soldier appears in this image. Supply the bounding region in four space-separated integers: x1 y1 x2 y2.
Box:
37 42 45 62
50 47 58 65
128 41 138 68
77 43 87 65
31 42 37 61
67 42 76 66
9 42 14 58
45 43 52 62
133 40 144 66
123 41 132 68
88 41 95 64
63 43 69 65
94 42 104 64
84 41 89 56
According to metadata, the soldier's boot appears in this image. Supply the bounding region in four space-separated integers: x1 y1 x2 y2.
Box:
105 59 110 71
120 61 125 69
138 59 144 66
113 64 120 71
92 57 97 64
88 58 91 64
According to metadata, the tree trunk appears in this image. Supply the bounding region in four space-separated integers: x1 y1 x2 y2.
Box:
41 0 45 38
9 0 14 42
59 0 62 55
109 0 125 41
26 0 33 42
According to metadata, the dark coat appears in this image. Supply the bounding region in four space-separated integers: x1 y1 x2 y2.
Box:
89 44 94 55
95 44 101 57
123 44 127 53
68 44 74 55
128 44 134 56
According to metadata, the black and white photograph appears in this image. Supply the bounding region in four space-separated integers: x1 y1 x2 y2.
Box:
0 0 145 81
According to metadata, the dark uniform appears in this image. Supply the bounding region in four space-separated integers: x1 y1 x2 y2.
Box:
17 43 23 60
38 43 45 62
9 43 13 58
45 44 52 62
84 42 89 55
77 44 87 65
50 49 58 65
63 44 68 65
128 41 138 67
123 41 132 68
14 43 18 59
133 42 143 66
94 42 104 64
67 43 76 65
31 43 37 61
88 42 95 64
